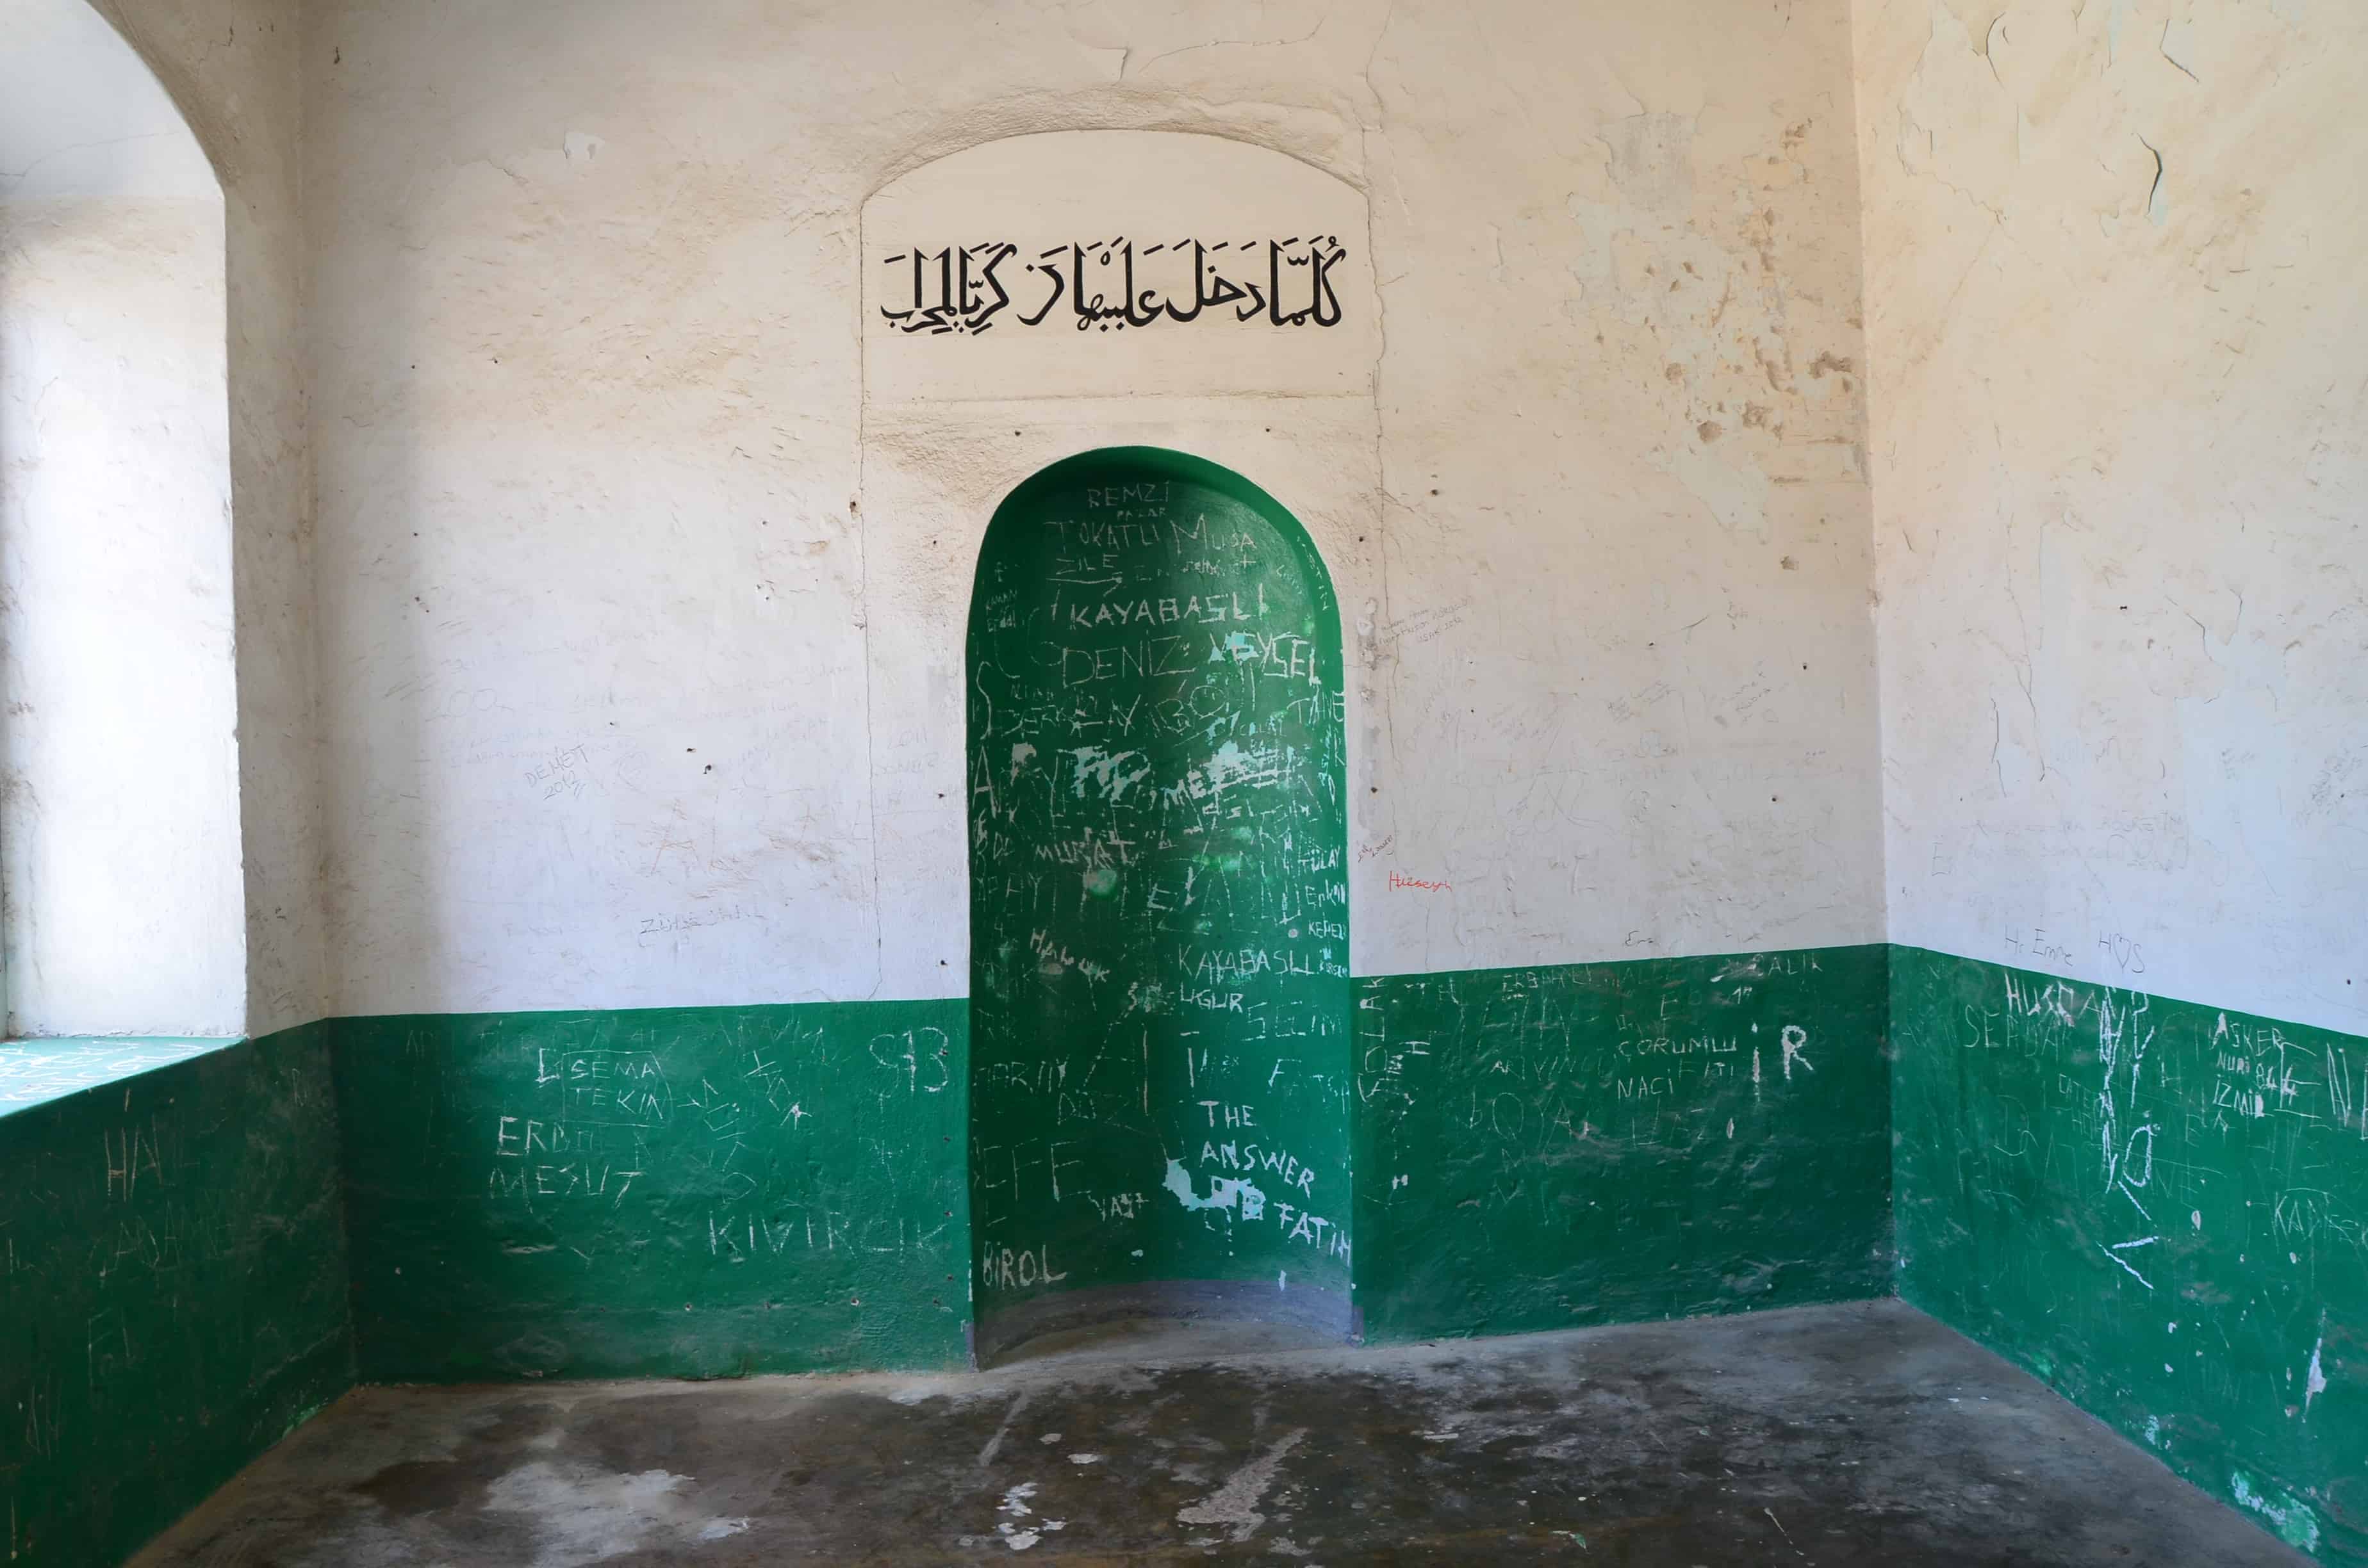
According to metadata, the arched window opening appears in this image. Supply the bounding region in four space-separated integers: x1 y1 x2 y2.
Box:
0 0 242 1036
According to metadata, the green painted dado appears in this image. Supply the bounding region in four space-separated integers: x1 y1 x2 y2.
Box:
1354 945 1893 1343
1893 945 2368 1562
333 1000 969 1380
0 1026 353 1568
40 938 2347 1565
966 448 1352 1333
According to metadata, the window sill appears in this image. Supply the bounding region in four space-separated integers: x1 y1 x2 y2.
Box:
0 1036 244 1118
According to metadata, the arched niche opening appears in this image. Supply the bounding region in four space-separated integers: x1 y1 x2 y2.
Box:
966 447 1351 1362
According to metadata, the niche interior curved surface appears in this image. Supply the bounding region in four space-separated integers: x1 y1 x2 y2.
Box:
966 447 1352 1362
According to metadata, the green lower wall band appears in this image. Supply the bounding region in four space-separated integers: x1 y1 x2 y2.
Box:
0 1024 353 1568
1893 946 2368 1561
1354 944 1895 1342
15 943 2360 1566
328 944 1897 1382
333 1001 973 1380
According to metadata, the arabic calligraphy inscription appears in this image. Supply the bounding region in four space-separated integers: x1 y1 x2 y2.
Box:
879 236 1350 336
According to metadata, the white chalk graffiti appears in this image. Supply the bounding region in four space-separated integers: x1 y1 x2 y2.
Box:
1163 1157 1267 1220
2091 986 2160 1289
1067 746 1149 803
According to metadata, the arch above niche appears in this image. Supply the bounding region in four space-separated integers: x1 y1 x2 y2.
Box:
860 131 1377 406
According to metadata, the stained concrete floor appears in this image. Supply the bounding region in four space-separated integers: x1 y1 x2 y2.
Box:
136 1300 2304 1567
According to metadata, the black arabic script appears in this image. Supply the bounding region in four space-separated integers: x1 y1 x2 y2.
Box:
880 236 1348 336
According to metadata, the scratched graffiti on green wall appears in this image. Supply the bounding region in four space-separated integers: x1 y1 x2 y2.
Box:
334 1001 970 1381
1894 947 2368 1562
0 1028 352 1568
966 448 1351 1322
1353 946 1893 1344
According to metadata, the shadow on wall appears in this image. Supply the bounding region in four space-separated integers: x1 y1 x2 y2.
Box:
965 447 1354 1360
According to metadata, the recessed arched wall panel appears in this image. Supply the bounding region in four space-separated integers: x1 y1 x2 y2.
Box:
967 446 1351 1355
854 130 1385 1013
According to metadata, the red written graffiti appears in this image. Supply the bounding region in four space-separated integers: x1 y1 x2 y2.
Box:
1388 871 1452 892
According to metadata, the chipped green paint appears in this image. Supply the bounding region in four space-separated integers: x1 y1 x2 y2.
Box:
333 1000 969 1380
966 448 1351 1327
2234 1469 2327 1554
1892 945 2368 1564
0 1025 352 1568
1353 946 1893 1343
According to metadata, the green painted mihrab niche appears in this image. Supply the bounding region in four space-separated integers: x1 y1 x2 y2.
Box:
966 448 1352 1336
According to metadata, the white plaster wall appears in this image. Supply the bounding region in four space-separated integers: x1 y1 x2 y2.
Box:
1854 1 2368 1033
1361 4 1876 977
306 0 1879 1014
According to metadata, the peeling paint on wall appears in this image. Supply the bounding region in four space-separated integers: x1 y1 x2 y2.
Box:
1855 0 2368 1038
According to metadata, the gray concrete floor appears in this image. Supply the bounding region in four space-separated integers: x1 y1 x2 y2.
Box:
136 1300 2304 1566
